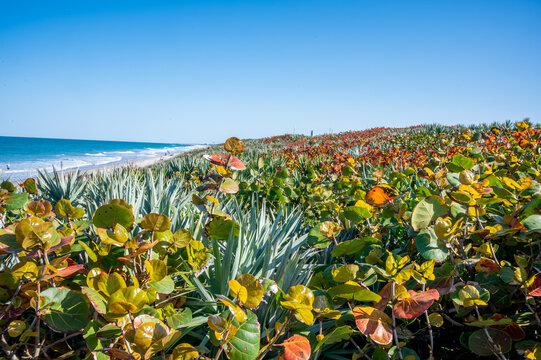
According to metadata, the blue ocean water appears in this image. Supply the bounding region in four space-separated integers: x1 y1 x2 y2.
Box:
0 136 200 180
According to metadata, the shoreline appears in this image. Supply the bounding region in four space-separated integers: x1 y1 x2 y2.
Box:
2 144 209 182
79 144 209 176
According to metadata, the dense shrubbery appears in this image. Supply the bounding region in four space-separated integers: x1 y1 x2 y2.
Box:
0 122 540 359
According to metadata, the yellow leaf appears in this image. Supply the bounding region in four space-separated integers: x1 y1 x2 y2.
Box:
385 252 397 276
395 267 413 283
428 313 444 327
216 295 247 322
228 274 264 309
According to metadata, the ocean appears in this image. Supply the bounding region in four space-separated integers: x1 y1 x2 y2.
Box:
0 136 200 181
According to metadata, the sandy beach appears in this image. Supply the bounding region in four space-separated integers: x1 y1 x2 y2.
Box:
2 144 209 182
78 144 209 176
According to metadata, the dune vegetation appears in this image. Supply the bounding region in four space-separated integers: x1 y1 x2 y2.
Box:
0 121 540 360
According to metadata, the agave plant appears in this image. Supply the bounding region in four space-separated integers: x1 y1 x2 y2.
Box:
37 168 87 206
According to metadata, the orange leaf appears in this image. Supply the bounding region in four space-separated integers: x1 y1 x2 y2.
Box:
353 306 393 345
393 289 439 319
475 257 500 273
365 185 398 207
44 264 86 279
280 335 311 360
203 154 246 170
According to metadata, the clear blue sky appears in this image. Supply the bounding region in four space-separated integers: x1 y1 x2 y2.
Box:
1 0 540 144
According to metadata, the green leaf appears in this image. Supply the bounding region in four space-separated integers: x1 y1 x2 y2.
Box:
307 223 331 248
107 286 152 317
149 276 175 294
314 325 354 351
83 320 109 360
82 287 107 315
92 203 134 230
327 281 381 302
41 287 91 331
411 196 448 231
343 206 370 223
450 154 475 171
141 213 171 232
415 228 449 262
468 329 511 356
523 215 541 232
23 178 38 194
1 181 15 192
331 237 381 257
226 310 260 360
172 229 192 248
205 217 240 240
5 193 29 211
167 308 193 329
332 264 359 283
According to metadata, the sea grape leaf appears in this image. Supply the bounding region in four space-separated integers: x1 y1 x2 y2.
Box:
415 228 449 262
145 330 182 359
141 213 171 232
82 287 107 315
523 215 541 232
27 200 52 217
450 154 475 171
224 137 245 155
343 206 371 223
280 335 311 360
353 306 392 345
107 286 152 317
314 326 353 352
5 193 29 211
23 178 38 194
41 287 91 331
133 321 169 354
468 328 511 356
280 285 315 325
205 217 239 240
171 343 199 360
220 178 239 194
229 273 264 309
328 281 381 302
15 216 59 250
393 289 439 319
307 224 331 248
167 308 193 329
331 237 381 257
172 229 192 248
411 196 447 231
226 310 260 360
187 240 208 271
331 264 359 283
149 276 175 294
96 224 129 246
217 295 247 323
92 202 134 230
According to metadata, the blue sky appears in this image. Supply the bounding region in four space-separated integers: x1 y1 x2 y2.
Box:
0 0 540 144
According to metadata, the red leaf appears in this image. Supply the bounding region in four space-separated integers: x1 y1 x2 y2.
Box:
353 306 393 345
203 154 246 170
44 264 86 279
488 314 526 341
26 236 74 257
280 335 311 360
373 282 392 311
393 289 439 319
528 276 541 296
